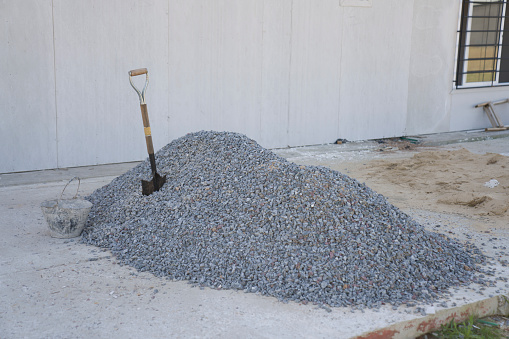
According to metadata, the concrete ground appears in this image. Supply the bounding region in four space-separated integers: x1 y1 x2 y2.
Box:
1 130 508 338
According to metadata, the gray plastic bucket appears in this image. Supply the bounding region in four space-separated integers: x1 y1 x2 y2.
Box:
41 177 92 238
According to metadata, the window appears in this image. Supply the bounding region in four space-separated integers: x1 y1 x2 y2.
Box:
456 0 509 88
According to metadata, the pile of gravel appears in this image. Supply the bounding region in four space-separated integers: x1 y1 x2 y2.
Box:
82 131 485 308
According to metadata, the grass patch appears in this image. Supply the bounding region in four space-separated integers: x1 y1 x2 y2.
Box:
419 315 509 339
438 315 503 338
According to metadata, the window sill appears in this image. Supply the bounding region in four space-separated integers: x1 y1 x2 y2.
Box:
451 85 509 95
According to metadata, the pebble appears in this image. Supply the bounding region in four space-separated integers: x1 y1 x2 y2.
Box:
81 131 486 308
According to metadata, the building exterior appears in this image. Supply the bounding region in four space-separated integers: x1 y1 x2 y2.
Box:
2 0 508 173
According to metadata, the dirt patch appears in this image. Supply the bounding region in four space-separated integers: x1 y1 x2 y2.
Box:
374 137 420 152
335 148 509 232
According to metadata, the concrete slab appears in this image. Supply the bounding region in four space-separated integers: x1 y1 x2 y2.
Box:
0 162 141 187
355 295 509 339
0 178 417 338
412 129 509 148
1 130 508 338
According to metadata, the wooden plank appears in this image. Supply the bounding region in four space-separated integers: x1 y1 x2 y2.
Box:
475 101 491 108
485 127 509 131
492 98 509 105
475 101 507 128
483 104 500 127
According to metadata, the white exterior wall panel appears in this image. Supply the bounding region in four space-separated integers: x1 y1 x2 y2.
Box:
259 1 293 149
168 1 265 144
406 0 459 135
3 0 508 173
52 0 169 169
450 87 509 131
287 0 343 147
338 1 414 141
0 0 57 172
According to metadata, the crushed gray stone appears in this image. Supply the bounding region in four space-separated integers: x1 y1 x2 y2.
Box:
82 131 486 308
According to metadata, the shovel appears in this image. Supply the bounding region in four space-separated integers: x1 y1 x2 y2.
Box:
129 68 167 195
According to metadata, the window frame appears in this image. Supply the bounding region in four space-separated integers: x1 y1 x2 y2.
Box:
455 0 509 89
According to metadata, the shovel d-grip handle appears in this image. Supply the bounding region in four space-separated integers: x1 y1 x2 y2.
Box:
129 68 147 76
129 68 149 104
129 68 156 173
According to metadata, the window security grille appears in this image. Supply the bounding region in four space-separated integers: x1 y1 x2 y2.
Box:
455 0 509 88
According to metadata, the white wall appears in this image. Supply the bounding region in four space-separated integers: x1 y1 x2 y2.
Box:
1 0 57 173
406 0 509 134
52 0 170 168
450 87 509 130
2 0 507 173
287 0 343 146
406 0 460 135
168 0 268 145
338 0 414 141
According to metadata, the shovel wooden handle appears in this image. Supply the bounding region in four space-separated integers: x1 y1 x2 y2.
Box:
129 68 148 76
140 104 155 156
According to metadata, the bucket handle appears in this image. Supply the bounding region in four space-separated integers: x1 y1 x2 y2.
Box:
59 177 81 201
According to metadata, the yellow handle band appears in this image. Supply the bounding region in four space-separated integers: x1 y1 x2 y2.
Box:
144 127 151 136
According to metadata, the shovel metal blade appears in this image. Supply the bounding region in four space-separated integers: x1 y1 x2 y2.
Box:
141 172 167 196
